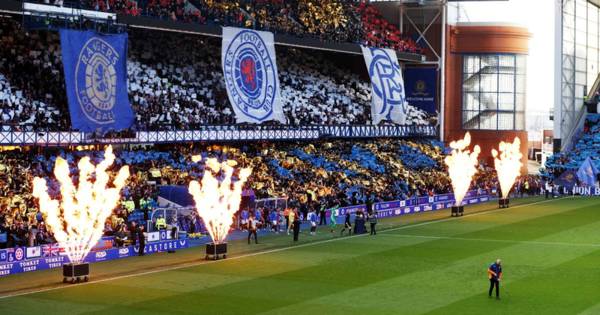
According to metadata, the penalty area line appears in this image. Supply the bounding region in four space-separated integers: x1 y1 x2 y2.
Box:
0 197 561 300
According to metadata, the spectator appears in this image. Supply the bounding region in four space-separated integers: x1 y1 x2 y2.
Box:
0 16 430 132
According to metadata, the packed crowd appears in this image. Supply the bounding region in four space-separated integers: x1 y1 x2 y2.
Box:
543 114 600 180
0 21 67 131
76 0 421 53
0 139 536 249
0 146 160 248
0 17 433 132
356 1 420 53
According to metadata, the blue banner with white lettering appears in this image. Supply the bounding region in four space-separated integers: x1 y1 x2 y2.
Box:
404 67 437 113
0 239 188 277
60 29 134 133
331 190 494 224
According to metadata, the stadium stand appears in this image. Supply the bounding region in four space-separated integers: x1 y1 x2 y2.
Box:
0 139 515 249
543 114 600 179
0 17 430 131
0 20 68 131
356 1 420 53
77 0 421 53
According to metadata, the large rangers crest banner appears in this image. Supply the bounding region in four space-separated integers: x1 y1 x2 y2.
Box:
60 29 134 133
222 27 286 124
361 46 407 125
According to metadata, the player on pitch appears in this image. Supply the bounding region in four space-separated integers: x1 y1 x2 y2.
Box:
329 205 339 233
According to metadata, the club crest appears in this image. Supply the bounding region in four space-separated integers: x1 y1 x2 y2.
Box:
75 37 118 124
367 47 407 116
223 30 276 122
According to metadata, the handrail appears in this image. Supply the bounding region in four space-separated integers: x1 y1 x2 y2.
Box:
0 124 438 146
585 72 600 105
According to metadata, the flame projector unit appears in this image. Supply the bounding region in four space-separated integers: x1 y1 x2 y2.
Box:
499 198 510 208
63 263 90 284
451 206 464 217
205 243 228 260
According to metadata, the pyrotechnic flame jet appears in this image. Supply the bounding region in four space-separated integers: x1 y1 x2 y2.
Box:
444 132 480 207
32 146 130 264
492 137 523 199
188 157 252 244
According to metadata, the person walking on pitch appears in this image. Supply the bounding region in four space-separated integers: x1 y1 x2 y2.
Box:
309 211 318 235
319 204 327 225
340 212 352 236
369 212 378 235
488 259 502 299
292 214 301 242
287 209 296 235
247 216 258 244
329 205 339 233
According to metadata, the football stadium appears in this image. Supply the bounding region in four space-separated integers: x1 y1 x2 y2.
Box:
0 0 598 314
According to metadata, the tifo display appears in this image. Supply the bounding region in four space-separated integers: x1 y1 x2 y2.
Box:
0 17 435 134
3 1 600 314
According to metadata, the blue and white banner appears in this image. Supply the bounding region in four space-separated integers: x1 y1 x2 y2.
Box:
331 191 493 224
222 27 286 124
0 239 188 277
404 67 437 113
577 157 598 186
60 29 134 133
564 186 600 196
556 170 578 190
361 46 407 125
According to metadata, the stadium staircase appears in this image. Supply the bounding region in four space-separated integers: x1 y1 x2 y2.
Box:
461 65 515 129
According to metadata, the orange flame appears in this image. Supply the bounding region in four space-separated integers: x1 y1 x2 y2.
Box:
492 137 523 199
188 157 252 244
444 132 480 207
32 146 129 264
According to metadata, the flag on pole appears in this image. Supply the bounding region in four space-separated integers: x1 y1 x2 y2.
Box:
576 157 598 186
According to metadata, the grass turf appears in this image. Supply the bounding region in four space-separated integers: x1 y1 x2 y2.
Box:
1 196 600 314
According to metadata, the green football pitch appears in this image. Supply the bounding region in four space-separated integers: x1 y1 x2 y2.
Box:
1 196 600 315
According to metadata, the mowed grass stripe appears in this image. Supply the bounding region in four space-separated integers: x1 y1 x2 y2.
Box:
0 200 589 314
425 248 600 315
283 210 600 315
578 301 600 315
383 233 600 248
0 197 551 298
60 199 600 315
393 197 600 238
384 201 600 247
0 199 584 312
260 242 596 315
27 237 435 313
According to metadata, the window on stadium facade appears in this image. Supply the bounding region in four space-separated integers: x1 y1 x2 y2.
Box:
461 54 526 130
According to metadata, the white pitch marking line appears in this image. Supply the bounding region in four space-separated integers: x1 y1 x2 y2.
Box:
0 198 565 300
382 234 600 248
